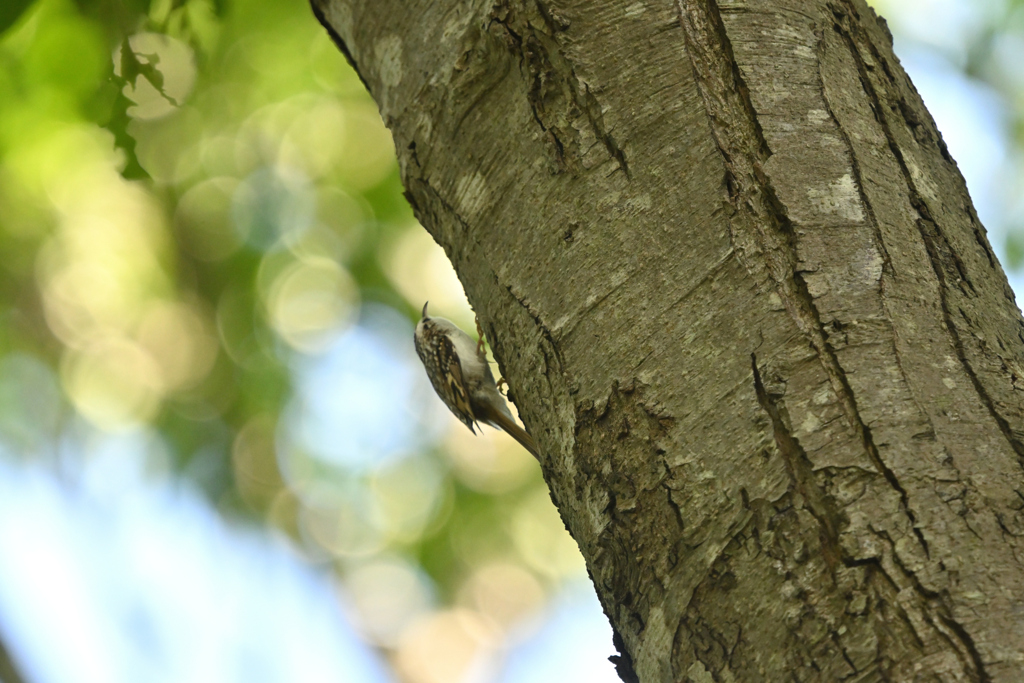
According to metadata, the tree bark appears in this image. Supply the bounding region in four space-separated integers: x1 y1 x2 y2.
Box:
312 0 1024 680
0 630 27 683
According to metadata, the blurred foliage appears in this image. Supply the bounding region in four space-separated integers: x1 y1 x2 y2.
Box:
2 0 1024 680
0 0 583 679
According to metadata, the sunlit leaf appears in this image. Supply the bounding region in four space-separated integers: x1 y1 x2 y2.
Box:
0 0 35 38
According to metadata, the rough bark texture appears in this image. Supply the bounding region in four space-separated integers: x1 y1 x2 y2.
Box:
312 0 1024 680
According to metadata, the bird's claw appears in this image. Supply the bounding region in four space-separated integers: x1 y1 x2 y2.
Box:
475 316 486 356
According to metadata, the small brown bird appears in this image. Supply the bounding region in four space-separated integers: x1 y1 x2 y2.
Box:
414 303 539 459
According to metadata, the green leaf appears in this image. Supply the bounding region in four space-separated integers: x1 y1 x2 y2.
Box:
0 0 35 38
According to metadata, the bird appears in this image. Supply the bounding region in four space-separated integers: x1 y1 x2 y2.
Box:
414 302 539 459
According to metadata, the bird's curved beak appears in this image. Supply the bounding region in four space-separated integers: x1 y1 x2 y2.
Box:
421 302 429 319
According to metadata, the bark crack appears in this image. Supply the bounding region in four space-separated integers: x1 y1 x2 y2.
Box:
830 0 1024 471
869 527 991 682
814 25 896 298
491 0 630 177
504 281 565 374
676 2 1001 677
677 0 930 562
752 354 842 568
830 630 859 679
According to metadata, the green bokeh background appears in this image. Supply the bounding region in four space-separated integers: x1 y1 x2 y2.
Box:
0 1 586 679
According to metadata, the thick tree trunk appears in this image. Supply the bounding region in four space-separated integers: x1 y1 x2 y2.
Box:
313 0 1024 680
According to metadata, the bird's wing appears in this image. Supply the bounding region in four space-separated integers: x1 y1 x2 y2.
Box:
436 333 477 432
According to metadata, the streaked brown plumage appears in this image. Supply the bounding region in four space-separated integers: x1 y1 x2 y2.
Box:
414 303 538 459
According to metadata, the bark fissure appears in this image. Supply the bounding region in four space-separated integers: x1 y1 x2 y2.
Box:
813 26 895 286
868 527 989 681
676 4 1008 676
752 354 842 566
678 0 930 563
870 10 999 275
924 215 1024 464
816 25 1022 675
504 280 565 377
491 1 630 177
830 631 860 679
831 0 1024 467
939 616 992 683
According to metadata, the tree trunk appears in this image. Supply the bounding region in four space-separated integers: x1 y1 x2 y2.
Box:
312 0 1024 680
0 631 26 683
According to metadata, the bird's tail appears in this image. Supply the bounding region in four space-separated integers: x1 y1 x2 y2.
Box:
481 406 540 460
